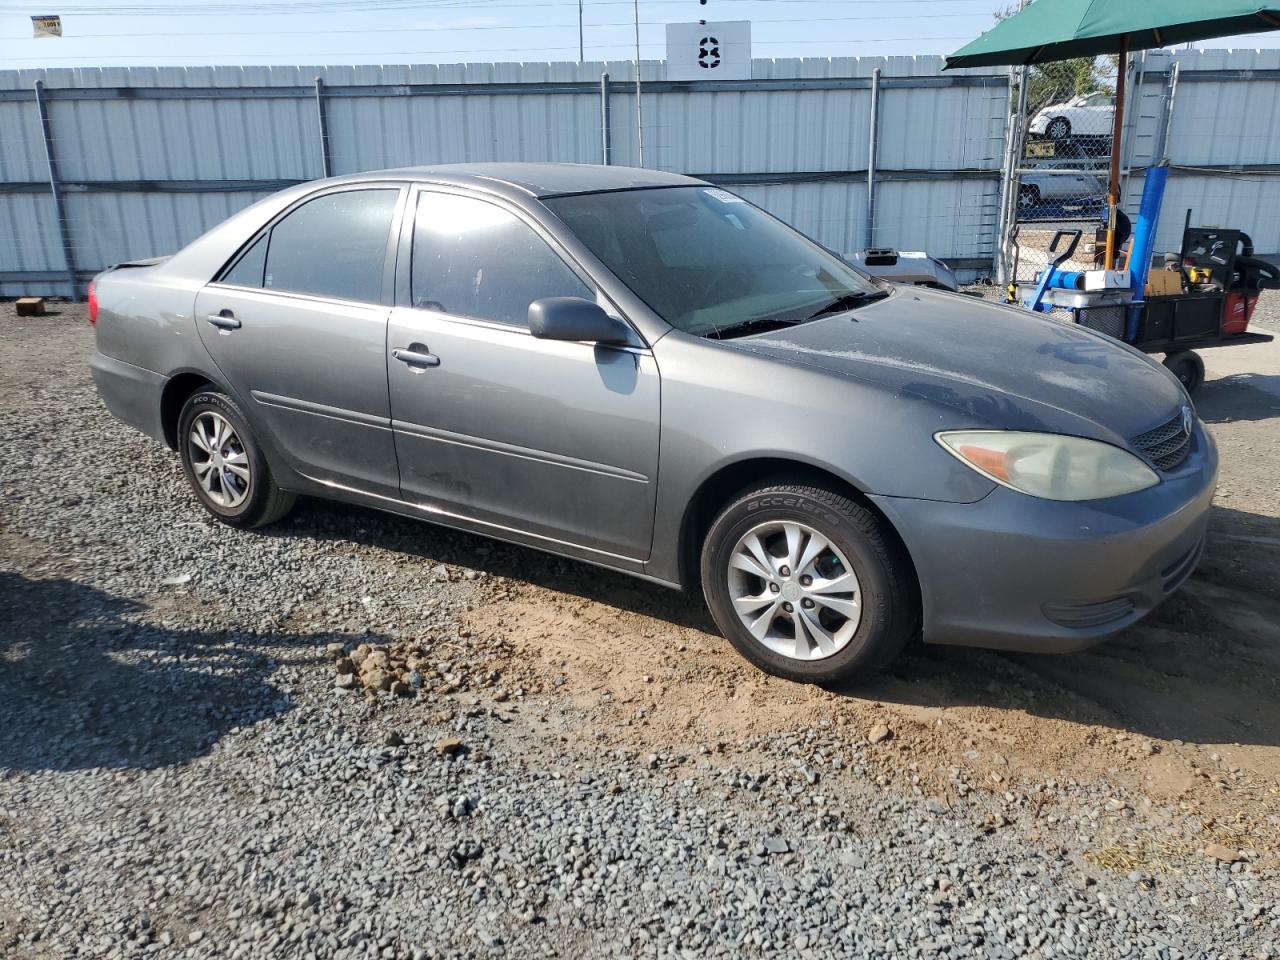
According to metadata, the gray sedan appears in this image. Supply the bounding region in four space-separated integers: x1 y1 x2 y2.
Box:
90 163 1216 683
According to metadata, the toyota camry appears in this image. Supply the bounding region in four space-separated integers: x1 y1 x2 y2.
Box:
90 163 1216 683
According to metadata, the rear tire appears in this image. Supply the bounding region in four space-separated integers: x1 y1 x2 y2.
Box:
1163 350 1205 394
1018 184 1041 210
177 389 295 529
700 482 918 684
1046 116 1071 140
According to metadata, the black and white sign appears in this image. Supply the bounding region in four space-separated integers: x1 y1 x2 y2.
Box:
31 15 63 38
665 21 751 81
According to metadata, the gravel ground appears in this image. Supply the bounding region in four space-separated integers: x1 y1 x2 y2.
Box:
2 299 1279 959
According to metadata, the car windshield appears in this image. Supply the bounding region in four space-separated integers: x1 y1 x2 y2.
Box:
544 186 882 337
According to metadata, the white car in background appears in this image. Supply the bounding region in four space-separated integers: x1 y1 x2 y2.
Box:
1029 91 1115 140
1018 157 1107 210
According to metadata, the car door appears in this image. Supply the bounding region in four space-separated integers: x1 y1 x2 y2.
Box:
195 184 406 498
386 187 661 561
1079 93 1113 135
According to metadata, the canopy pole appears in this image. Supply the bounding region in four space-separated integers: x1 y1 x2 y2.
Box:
1105 38 1128 268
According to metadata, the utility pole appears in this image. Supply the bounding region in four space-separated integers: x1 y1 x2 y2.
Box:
578 0 584 62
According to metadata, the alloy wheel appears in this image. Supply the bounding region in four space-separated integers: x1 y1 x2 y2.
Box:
188 410 251 508
726 520 862 661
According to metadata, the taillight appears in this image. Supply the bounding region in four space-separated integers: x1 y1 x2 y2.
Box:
88 280 99 325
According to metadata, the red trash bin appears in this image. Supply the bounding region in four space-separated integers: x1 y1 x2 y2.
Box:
1222 291 1259 335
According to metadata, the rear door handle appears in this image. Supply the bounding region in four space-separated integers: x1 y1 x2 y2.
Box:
392 347 440 368
205 312 241 331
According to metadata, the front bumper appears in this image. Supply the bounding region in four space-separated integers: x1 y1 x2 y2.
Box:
871 425 1218 653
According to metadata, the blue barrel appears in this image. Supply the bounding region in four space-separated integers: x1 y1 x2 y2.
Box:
1129 164 1169 299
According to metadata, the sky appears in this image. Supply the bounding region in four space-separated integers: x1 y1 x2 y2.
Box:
3 0 1280 69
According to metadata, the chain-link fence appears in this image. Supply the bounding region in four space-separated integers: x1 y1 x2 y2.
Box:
1004 57 1119 292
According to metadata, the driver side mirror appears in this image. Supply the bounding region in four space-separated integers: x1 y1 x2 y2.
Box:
528 297 631 345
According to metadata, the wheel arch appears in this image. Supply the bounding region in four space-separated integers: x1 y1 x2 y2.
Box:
675 456 920 600
159 369 227 449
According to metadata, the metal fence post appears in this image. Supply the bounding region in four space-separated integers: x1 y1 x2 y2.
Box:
996 64 1030 288
864 67 881 250
1119 51 1147 208
33 80 79 299
993 67 1018 287
633 3 644 168
1159 60 1181 163
600 72 612 165
314 77 332 178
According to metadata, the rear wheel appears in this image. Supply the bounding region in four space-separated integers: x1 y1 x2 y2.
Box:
1018 184 1041 210
1163 350 1205 394
700 482 917 684
177 389 295 528
1046 116 1071 140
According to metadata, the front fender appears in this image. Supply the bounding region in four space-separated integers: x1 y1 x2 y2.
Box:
644 331 996 585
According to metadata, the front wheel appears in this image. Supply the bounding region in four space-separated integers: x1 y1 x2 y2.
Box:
177 389 295 528
1046 116 1071 140
700 482 918 684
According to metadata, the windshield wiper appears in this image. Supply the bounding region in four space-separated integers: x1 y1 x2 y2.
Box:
706 289 890 339
705 316 801 340
804 290 888 320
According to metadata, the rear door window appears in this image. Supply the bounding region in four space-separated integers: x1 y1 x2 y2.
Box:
257 189 398 303
410 192 592 326
221 233 268 288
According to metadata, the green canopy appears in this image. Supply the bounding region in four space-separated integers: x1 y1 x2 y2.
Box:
946 0 1280 69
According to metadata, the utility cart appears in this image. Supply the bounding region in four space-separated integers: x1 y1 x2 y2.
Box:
1015 167 1276 394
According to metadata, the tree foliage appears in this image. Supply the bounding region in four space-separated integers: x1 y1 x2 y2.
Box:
1024 57 1112 112
995 4 1114 111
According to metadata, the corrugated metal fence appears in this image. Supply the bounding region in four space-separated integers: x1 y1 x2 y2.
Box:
4 50 1277 299
1128 49 1280 257
0 57 1010 298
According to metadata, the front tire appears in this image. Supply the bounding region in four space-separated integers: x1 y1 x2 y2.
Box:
177 389 295 528
1046 116 1071 140
700 482 918 684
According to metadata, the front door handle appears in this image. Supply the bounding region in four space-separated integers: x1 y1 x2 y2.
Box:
205 312 241 331
392 346 441 369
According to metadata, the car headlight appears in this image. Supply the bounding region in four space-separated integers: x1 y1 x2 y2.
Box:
936 431 1159 501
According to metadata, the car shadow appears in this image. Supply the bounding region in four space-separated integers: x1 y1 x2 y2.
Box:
836 503 1280 749
0 570 387 773
1195 372 1280 424
269 494 1280 750
268 497 717 632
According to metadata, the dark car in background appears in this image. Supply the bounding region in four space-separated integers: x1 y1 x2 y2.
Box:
90 163 1216 683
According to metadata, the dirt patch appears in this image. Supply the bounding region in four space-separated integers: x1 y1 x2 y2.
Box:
470 566 1280 843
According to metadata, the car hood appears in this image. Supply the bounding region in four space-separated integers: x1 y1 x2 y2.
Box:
728 286 1187 442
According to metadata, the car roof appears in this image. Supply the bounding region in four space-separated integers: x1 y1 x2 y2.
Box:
333 162 707 199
